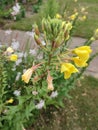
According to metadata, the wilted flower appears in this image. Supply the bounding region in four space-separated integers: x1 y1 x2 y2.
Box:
61 63 78 79
50 91 58 98
22 68 33 83
35 100 45 109
22 63 41 83
47 71 54 91
10 54 18 61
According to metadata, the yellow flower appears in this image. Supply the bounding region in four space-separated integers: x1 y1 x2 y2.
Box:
56 13 62 19
47 71 54 91
6 98 14 104
70 12 78 20
10 54 18 61
61 63 78 79
6 47 14 53
81 7 86 12
66 22 72 31
72 57 88 67
74 0 78 2
22 68 33 83
73 46 92 61
82 15 87 21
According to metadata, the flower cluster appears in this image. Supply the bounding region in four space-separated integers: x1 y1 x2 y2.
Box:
0 15 96 130
11 3 21 20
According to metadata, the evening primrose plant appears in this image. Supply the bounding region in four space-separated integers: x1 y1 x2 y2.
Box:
0 17 98 130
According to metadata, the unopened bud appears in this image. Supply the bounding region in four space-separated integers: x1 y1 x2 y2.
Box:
34 24 40 36
34 35 42 46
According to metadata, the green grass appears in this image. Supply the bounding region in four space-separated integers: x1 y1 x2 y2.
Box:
1 0 98 38
30 76 98 130
3 14 39 31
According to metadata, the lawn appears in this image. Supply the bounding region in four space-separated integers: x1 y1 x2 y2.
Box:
1 0 98 38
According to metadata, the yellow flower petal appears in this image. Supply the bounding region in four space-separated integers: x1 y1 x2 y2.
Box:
74 46 92 53
73 46 92 61
64 71 71 79
72 57 88 67
10 54 18 61
61 63 68 73
6 98 14 104
61 63 78 79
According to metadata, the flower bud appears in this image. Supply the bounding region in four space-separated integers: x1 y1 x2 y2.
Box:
34 24 40 36
34 34 42 46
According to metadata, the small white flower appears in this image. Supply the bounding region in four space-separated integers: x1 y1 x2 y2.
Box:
23 69 26 73
24 52 27 58
15 72 21 81
5 29 12 35
29 49 37 56
32 91 38 95
12 65 16 71
50 91 58 98
37 54 43 60
16 3 20 10
14 16 16 20
13 90 21 96
11 39 20 50
35 100 45 109
41 40 46 46
12 3 20 16
16 58 22 66
18 52 24 58
8 85 11 88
